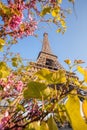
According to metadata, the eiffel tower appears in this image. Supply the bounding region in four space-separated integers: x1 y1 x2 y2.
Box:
29 32 64 76
36 33 64 70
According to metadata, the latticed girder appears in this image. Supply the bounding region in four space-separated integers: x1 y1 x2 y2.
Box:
36 33 64 70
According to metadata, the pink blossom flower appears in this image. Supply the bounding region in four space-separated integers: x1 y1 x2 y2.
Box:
13 20 38 38
9 15 23 30
27 0 36 9
0 79 5 87
1 111 10 127
15 81 24 92
4 84 10 91
8 0 25 10
0 123 4 130
24 20 38 36
4 111 9 117
0 73 15 92
28 14 33 21
17 1 25 10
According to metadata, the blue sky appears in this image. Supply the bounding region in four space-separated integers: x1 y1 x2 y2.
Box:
7 0 87 71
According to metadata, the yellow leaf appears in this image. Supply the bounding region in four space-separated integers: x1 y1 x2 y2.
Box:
68 0 75 3
51 7 60 17
0 2 11 16
35 68 51 81
60 19 66 27
82 100 87 119
64 59 71 65
57 14 61 20
81 85 87 90
0 38 5 45
47 116 58 130
77 66 84 75
65 95 87 130
0 38 5 51
51 10 57 17
0 62 10 78
74 59 85 64
84 69 87 83
20 23 25 31
51 70 66 84
77 67 87 83
58 0 62 4
28 121 40 130
40 122 49 130
0 45 3 51
40 7 51 17
11 56 22 67
56 28 61 33
74 79 80 86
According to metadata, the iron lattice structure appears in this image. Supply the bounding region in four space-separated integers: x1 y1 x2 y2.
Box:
36 33 64 71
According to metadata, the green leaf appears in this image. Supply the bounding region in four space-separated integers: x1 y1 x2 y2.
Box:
40 7 51 17
12 57 18 67
17 104 25 112
40 122 49 130
24 127 35 130
65 95 87 130
35 68 51 83
0 86 3 90
49 70 66 84
35 68 51 79
23 81 48 99
0 2 11 16
68 0 75 3
11 56 22 67
27 121 40 130
35 69 66 84
47 116 58 130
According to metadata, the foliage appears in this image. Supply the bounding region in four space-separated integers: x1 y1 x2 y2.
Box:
65 95 87 130
0 0 87 130
0 60 87 129
0 0 71 46
24 81 49 99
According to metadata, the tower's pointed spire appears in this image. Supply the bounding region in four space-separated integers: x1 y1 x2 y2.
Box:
42 33 52 54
